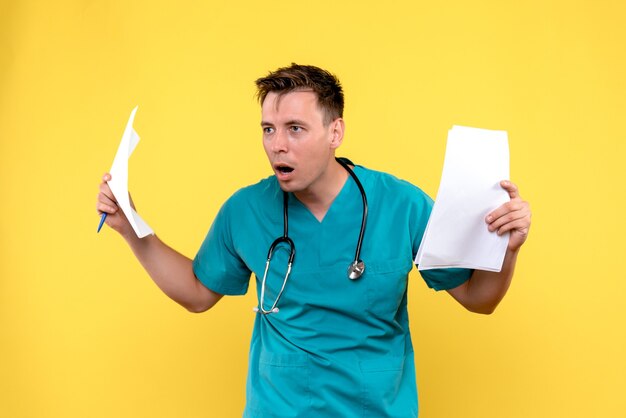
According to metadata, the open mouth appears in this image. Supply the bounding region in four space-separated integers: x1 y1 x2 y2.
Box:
275 164 294 174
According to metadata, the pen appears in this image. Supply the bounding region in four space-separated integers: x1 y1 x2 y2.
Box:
97 213 107 233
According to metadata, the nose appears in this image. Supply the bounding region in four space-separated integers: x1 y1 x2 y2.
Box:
270 129 289 153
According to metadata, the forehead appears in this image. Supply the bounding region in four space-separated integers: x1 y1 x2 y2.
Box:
261 90 324 123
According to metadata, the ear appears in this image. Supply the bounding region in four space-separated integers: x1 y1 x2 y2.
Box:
329 118 345 149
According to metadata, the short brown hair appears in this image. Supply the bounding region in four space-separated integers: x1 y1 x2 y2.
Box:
255 63 344 125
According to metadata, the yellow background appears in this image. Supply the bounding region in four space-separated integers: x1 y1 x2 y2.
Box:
1 0 625 417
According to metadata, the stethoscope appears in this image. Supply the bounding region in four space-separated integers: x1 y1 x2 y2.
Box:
254 157 368 315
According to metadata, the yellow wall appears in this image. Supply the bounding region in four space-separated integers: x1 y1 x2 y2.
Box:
1 1 624 416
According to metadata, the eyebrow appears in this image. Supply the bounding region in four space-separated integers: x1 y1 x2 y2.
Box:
285 119 308 126
260 119 309 127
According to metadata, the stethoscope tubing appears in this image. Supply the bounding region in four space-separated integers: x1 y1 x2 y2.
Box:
336 157 368 267
255 157 367 314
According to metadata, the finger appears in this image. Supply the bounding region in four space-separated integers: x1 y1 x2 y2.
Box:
486 200 526 224
102 173 112 182
497 217 531 236
500 180 519 199
487 201 530 228
99 182 117 203
97 201 118 215
488 209 530 232
98 191 118 208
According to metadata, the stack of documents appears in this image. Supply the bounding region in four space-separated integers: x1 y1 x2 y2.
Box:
415 125 509 272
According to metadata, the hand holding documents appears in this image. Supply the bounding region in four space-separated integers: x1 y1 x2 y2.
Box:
105 106 154 238
415 125 510 272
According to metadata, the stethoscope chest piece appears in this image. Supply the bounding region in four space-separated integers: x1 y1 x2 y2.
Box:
347 260 365 280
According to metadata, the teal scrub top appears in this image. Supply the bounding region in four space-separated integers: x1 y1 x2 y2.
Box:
193 166 472 418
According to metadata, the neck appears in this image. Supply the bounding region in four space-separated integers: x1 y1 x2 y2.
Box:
294 159 349 222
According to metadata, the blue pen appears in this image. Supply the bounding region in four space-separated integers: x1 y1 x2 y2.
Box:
97 213 107 233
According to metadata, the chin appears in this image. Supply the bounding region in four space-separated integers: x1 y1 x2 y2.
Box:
279 185 301 194
276 180 304 194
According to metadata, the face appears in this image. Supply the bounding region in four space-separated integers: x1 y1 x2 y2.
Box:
261 90 344 195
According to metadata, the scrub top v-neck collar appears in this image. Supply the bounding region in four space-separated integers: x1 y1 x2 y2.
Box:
287 165 363 226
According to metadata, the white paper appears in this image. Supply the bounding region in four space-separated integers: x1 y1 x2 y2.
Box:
107 106 154 238
415 125 509 272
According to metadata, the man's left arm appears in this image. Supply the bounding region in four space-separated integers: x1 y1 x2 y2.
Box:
446 180 531 314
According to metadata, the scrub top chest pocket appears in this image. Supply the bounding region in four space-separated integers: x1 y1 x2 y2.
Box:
364 258 412 316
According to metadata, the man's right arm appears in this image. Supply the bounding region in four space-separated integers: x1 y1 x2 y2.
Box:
97 173 222 313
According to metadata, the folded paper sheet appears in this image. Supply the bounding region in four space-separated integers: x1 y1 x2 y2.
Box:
415 125 509 272
107 106 154 238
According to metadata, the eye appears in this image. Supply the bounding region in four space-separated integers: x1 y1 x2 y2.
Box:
263 127 274 134
290 126 303 133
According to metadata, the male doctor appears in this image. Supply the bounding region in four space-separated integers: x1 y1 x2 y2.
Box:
97 63 531 417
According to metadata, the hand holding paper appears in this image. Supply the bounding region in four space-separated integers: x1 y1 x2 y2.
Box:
485 180 531 252
100 106 154 238
415 126 510 272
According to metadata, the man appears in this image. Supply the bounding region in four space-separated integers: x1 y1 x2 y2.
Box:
97 64 531 417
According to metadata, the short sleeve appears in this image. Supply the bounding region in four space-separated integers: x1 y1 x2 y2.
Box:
407 185 473 291
419 268 472 291
192 196 251 295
